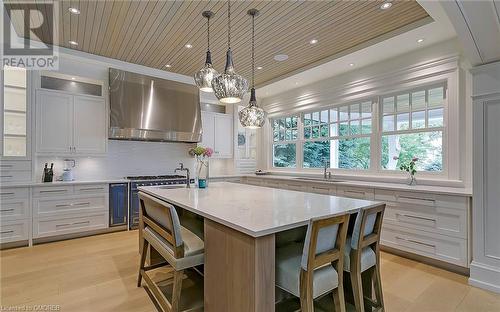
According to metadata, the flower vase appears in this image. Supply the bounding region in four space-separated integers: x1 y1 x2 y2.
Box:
407 172 417 186
196 158 209 188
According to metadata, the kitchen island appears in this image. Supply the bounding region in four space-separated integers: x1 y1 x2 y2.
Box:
139 182 381 312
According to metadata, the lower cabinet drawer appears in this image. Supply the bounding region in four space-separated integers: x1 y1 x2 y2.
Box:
0 219 29 243
279 182 307 192
381 224 468 267
34 194 107 217
309 184 335 195
244 178 263 186
0 198 29 221
0 170 31 183
74 184 108 195
383 202 467 239
33 213 108 238
337 186 375 200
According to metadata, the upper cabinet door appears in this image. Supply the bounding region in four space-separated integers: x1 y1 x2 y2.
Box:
200 112 215 149
2 66 30 160
214 114 233 158
73 96 107 154
36 90 73 154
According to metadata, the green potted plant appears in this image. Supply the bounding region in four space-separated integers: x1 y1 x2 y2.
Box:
393 156 418 185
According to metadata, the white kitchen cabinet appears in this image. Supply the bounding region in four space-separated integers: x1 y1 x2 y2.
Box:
32 183 109 239
1 66 31 160
200 111 233 158
0 186 31 246
73 96 107 154
36 89 106 155
36 90 73 154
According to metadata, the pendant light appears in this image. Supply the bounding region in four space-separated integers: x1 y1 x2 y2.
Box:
211 0 248 104
238 8 266 129
194 11 218 92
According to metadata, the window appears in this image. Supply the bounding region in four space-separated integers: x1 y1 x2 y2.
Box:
268 83 447 175
272 115 298 168
381 85 445 172
303 101 373 169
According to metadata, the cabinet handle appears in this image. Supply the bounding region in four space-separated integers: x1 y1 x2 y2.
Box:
0 164 13 168
72 221 90 225
0 192 15 196
73 202 90 206
396 236 436 248
396 213 436 222
345 190 365 196
0 175 13 178
0 230 14 235
398 195 435 205
0 209 15 212
55 204 71 208
79 187 103 191
56 223 71 227
40 189 67 193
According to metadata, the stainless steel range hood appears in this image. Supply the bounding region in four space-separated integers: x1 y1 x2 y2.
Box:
109 68 202 142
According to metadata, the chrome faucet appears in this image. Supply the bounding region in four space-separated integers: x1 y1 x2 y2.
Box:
323 159 331 180
175 163 190 188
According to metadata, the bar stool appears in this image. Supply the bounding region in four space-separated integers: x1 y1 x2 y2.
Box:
344 204 386 312
276 214 350 312
137 192 204 312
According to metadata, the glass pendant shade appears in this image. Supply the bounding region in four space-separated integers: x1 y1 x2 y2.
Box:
212 49 248 103
194 50 218 92
239 88 266 129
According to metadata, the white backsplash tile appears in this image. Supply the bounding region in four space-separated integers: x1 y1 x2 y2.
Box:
36 140 197 181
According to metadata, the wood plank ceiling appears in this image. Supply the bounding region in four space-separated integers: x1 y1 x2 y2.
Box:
5 0 430 86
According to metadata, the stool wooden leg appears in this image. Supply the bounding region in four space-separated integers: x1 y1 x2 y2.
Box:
299 270 314 312
171 269 184 312
137 239 148 287
332 284 346 312
373 263 384 311
350 251 365 312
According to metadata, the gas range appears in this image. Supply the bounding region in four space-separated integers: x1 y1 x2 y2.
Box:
126 174 193 229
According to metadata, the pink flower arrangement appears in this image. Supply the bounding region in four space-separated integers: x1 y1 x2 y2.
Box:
203 147 213 158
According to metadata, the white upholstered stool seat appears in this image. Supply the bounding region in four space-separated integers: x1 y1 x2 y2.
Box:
276 242 339 299
343 236 376 273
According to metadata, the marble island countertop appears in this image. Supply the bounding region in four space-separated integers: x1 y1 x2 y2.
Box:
138 182 381 237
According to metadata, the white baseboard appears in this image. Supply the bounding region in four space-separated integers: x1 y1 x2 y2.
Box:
469 261 500 294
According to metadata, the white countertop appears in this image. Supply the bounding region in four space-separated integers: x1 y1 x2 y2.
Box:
139 182 381 238
242 174 473 196
1 178 128 187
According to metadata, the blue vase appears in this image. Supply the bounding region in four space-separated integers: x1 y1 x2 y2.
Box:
198 179 207 188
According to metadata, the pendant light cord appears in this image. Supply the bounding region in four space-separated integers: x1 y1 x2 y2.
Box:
251 13 255 88
227 0 231 49
207 14 210 51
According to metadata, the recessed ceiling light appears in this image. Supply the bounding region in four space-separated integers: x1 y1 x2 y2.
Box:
185 44 193 49
257 66 263 70
349 63 355 67
71 77 76 80
380 2 392 10
274 54 288 62
68 40 78 46
68 7 80 14
417 38 425 43
165 64 172 68
310 39 318 44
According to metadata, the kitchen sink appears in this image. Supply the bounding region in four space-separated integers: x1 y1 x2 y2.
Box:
293 177 344 183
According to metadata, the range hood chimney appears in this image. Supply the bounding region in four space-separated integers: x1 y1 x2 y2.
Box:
108 68 202 143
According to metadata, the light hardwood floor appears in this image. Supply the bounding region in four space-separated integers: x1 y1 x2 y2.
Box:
1 231 499 311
